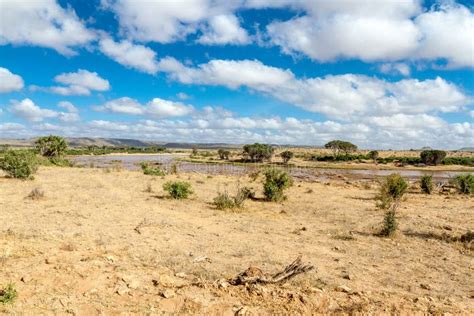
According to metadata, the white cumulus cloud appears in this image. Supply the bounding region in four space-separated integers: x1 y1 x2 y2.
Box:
94 97 194 117
98 37 159 74
0 67 24 93
0 0 96 55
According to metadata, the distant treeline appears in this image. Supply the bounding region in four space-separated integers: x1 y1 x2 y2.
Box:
64 146 168 155
308 154 474 166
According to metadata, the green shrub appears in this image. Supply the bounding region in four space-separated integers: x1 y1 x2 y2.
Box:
381 210 397 237
213 191 237 210
420 150 447 166
239 186 256 200
420 175 433 194
0 283 17 304
368 150 379 160
243 143 274 162
217 149 231 160
213 186 253 210
35 135 67 158
454 174 474 194
376 173 408 209
263 168 293 202
0 150 38 179
324 140 358 156
163 181 193 199
280 150 294 164
141 162 166 176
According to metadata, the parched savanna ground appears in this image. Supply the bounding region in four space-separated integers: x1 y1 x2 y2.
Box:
0 167 473 314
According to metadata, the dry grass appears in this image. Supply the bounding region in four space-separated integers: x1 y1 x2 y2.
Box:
0 167 473 314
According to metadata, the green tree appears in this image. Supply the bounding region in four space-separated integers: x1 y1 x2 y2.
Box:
243 143 274 162
280 150 294 164
324 140 358 156
218 149 231 160
420 150 447 166
368 150 379 160
35 135 67 158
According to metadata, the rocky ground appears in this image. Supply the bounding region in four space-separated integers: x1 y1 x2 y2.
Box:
0 167 473 314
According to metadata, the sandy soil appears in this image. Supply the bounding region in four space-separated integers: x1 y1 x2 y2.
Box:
0 167 473 314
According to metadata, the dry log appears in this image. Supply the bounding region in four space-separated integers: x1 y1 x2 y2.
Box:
229 256 314 285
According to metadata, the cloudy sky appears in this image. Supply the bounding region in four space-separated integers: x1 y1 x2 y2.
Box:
0 0 473 149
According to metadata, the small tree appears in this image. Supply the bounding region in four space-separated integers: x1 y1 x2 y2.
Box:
376 173 408 237
368 150 379 160
420 175 433 194
263 168 293 202
324 140 357 156
35 135 67 158
0 150 38 179
191 146 198 157
243 143 274 162
218 149 231 160
163 181 193 199
420 150 447 166
280 150 294 164
454 174 473 195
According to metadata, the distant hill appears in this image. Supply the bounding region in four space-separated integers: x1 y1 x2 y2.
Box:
458 147 474 152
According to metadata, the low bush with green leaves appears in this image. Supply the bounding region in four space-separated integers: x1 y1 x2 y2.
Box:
280 150 294 164
453 174 474 195
263 168 293 202
163 181 193 199
141 162 166 176
420 175 433 194
213 186 254 210
376 173 408 209
0 150 38 179
381 210 397 237
0 283 17 304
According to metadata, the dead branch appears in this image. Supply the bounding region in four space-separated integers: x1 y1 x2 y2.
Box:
229 256 314 286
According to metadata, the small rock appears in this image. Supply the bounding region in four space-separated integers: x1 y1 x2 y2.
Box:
193 255 210 263
336 285 352 293
175 272 187 278
342 273 352 280
420 283 431 290
161 289 175 298
21 275 31 283
45 257 56 264
128 280 140 290
116 284 129 296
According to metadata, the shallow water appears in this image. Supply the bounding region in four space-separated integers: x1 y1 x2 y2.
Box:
71 154 470 182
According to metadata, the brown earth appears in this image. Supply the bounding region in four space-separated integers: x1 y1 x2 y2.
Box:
0 167 473 314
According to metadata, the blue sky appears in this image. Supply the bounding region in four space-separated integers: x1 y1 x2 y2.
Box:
0 0 473 149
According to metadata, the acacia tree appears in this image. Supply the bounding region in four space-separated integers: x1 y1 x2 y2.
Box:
35 135 67 158
420 150 446 166
242 143 274 162
218 149 231 160
280 150 294 164
324 140 357 156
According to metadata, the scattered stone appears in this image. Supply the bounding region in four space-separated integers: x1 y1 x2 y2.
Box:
161 289 175 299
342 273 352 280
128 279 140 290
116 284 129 296
420 283 431 290
21 275 31 283
45 257 56 264
175 272 187 278
336 285 352 293
193 255 210 263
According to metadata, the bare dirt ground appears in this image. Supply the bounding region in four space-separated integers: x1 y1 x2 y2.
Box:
1 167 473 314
